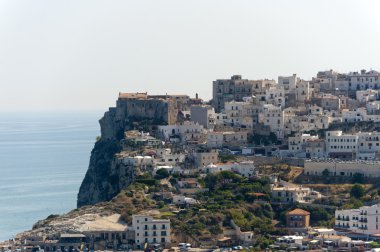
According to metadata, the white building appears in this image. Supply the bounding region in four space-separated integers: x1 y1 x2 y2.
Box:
259 104 284 139
335 204 380 235
295 80 311 102
265 86 285 108
357 132 380 160
202 161 256 178
122 156 154 167
356 89 380 103
192 149 219 167
206 130 248 148
157 121 205 144
224 100 254 128
278 74 299 92
342 108 367 123
325 131 358 159
288 133 319 155
271 180 322 203
307 105 323 115
172 195 198 206
305 139 326 159
132 215 171 248
348 70 380 91
154 148 186 165
304 159 380 177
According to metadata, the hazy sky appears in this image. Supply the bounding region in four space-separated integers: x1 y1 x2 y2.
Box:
1 0 380 111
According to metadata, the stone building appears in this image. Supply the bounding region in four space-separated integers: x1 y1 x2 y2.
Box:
212 75 276 112
286 209 310 228
116 92 178 125
190 105 216 129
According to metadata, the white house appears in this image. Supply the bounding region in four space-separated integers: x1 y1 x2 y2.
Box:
132 215 171 248
288 133 319 156
271 180 322 203
325 131 358 159
172 195 198 206
259 104 284 139
202 161 256 178
335 204 380 235
157 121 205 144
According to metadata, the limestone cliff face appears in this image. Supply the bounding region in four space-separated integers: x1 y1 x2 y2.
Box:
77 97 176 207
77 108 132 207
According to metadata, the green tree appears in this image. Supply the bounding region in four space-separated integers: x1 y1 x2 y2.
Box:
322 169 330 177
155 168 170 179
350 184 365 198
352 173 365 184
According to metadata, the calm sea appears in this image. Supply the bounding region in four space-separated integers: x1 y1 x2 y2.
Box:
0 111 102 241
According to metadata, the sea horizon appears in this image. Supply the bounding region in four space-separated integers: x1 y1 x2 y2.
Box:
0 111 102 241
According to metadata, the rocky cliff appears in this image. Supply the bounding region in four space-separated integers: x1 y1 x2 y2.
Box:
77 107 135 207
77 96 175 207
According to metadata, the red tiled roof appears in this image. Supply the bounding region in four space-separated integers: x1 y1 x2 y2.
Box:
287 208 310 216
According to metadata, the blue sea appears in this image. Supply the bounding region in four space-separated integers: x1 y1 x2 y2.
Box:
0 111 102 241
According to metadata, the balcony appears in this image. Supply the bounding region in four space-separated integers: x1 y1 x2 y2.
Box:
359 218 368 223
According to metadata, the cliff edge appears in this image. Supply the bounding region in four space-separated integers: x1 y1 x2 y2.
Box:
77 94 176 207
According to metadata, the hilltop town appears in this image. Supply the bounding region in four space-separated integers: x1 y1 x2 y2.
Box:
4 69 380 252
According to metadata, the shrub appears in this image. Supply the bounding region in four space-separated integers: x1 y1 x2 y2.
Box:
350 184 365 198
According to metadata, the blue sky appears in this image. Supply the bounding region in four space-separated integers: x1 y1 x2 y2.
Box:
1 0 379 111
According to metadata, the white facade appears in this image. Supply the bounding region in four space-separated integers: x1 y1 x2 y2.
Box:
357 132 380 160
122 156 154 167
206 131 248 148
335 204 380 235
132 215 170 248
259 104 284 139
288 133 319 155
154 148 186 165
295 80 311 102
325 131 358 155
224 100 254 128
348 70 380 91
271 181 322 203
278 74 298 92
356 89 380 103
157 121 204 144
304 159 380 177
342 108 366 123
193 149 219 167
367 101 380 114
172 195 198 205
265 86 285 108
202 161 256 178
305 140 326 159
